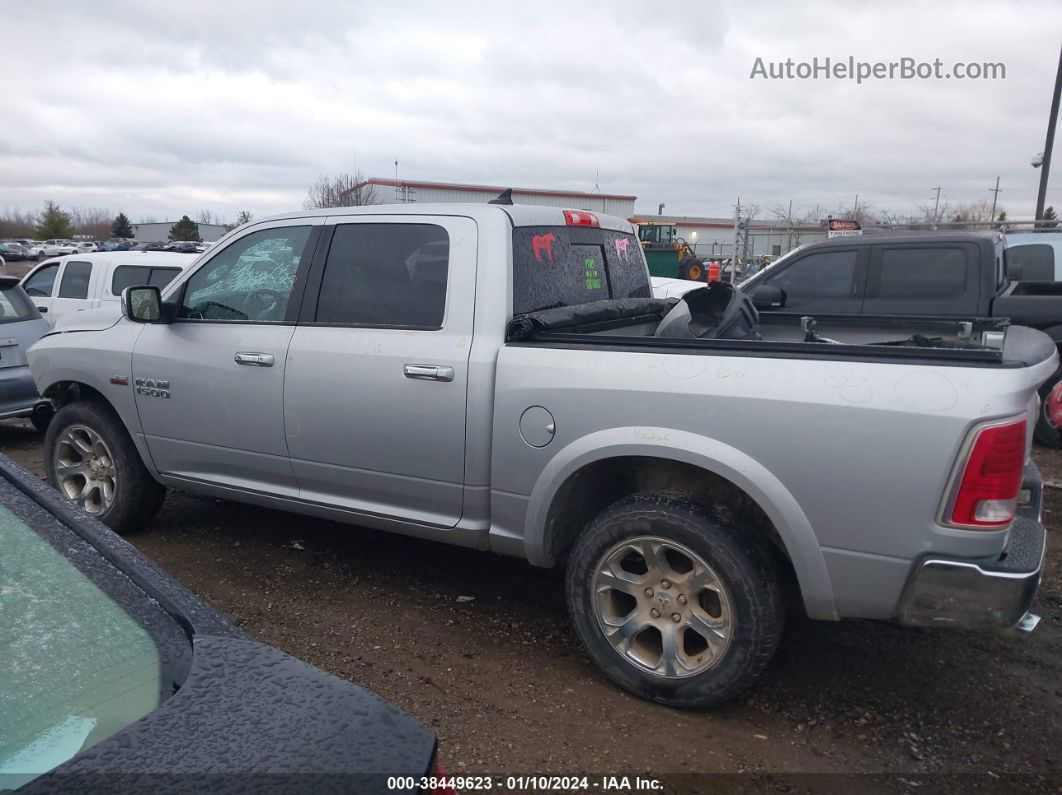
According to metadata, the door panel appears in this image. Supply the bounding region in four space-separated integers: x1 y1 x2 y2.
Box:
132 220 322 495
283 216 476 527
49 260 95 323
132 323 297 493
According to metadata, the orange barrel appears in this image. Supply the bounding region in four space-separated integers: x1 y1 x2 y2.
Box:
707 261 721 282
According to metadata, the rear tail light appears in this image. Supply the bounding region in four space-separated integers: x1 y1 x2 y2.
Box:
948 418 1026 528
563 209 600 227
1047 381 1062 427
432 762 457 795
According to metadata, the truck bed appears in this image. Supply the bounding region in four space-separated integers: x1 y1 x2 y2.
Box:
506 299 1055 369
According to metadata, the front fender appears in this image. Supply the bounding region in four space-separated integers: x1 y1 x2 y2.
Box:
524 426 838 621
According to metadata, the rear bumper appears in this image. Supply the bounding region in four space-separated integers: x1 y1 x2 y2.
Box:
0 364 46 419
896 462 1046 631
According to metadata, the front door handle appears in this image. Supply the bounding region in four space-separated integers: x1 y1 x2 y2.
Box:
37 306 47 313
403 364 454 382
235 352 274 367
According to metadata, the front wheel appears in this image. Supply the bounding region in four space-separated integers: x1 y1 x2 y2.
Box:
565 491 784 708
44 401 165 533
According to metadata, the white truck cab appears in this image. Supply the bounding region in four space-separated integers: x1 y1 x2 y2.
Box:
21 252 197 325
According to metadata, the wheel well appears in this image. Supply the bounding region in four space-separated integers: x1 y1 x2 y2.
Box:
43 381 111 412
544 457 800 600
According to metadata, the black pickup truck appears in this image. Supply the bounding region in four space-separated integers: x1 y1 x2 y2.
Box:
739 233 1062 445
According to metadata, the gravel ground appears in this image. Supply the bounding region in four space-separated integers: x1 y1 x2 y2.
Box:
2 419 1058 791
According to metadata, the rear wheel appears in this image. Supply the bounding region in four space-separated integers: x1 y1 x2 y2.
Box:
565 491 784 708
44 401 165 533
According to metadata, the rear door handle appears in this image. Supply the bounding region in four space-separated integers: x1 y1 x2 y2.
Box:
37 307 47 313
403 364 454 382
234 352 274 367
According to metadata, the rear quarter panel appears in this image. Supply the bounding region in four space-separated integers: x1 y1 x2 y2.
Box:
491 344 1055 620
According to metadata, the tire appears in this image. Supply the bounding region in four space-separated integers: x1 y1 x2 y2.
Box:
44 400 165 533
565 491 784 708
1034 369 1062 448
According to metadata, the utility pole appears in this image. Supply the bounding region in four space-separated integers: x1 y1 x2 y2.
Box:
1035 43 1062 222
731 198 742 284
930 187 941 226
990 176 1002 221
787 198 793 252
658 203 665 216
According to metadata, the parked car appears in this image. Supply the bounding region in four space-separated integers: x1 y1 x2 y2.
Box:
28 204 1053 708
72 241 99 253
1004 231 1062 280
0 453 446 792
20 252 197 326
0 276 52 430
163 240 203 253
16 241 46 260
738 233 1062 446
0 242 32 261
40 240 77 257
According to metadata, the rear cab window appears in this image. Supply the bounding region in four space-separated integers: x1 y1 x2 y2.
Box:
1006 244 1055 281
511 225 650 315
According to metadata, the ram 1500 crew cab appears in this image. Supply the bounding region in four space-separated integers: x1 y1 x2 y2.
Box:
28 204 1053 708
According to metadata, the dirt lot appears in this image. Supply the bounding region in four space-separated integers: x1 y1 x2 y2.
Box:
2 420 1059 791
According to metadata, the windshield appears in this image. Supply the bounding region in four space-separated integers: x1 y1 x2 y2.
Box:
0 494 188 787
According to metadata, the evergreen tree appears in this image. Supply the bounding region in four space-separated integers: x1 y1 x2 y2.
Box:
111 212 134 239
34 201 73 239
1043 206 1059 229
168 215 201 242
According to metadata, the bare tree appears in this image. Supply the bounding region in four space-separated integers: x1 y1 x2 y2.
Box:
303 171 379 210
915 199 951 226
68 206 113 239
798 204 828 225
234 210 254 227
196 209 223 226
0 208 38 238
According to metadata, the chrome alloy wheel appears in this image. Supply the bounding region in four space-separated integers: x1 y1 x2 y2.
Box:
54 425 116 515
592 536 734 678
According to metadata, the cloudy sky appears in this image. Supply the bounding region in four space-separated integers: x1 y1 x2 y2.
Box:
3 1 1060 224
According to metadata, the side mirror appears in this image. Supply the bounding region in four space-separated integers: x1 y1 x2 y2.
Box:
122 286 165 323
750 284 786 309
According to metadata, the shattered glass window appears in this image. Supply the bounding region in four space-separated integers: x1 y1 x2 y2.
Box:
180 226 312 322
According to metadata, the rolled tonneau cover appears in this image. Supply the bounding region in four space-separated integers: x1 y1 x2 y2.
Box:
506 297 676 342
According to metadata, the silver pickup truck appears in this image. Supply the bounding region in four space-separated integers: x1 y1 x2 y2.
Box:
28 204 1053 708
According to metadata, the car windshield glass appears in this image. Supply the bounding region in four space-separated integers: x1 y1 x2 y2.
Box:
0 486 189 787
